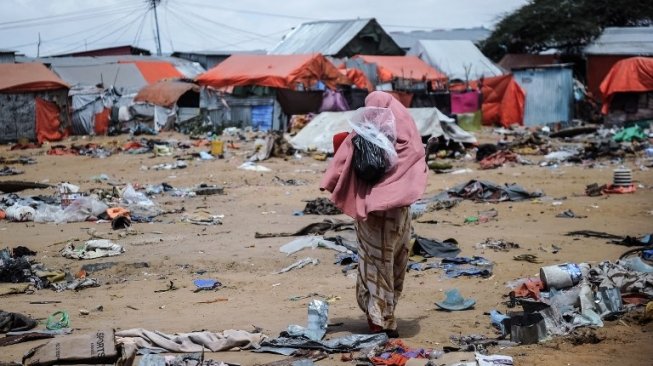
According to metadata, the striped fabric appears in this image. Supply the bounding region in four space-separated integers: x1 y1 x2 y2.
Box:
355 206 411 331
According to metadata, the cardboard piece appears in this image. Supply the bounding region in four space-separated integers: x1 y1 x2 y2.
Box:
23 329 117 366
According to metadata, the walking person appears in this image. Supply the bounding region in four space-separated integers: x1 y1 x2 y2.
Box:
320 91 427 337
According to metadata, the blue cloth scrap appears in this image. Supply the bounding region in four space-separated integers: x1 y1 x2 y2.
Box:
193 278 222 290
490 309 510 335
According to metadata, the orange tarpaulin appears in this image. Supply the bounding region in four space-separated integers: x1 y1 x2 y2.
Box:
94 108 110 135
35 97 65 143
0 63 68 93
451 74 525 127
340 68 373 91
120 61 183 84
196 54 351 90
600 57 653 114
353 55 447 83
134 80 199 107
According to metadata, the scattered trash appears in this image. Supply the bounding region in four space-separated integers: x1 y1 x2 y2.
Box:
45 310 70 330
287 299 329 341
60 240 124 260
477 238 520 251
556 209 586 219
540 263 582 289
255 219 354 238
238 162 272 172
510 312 547 345
302 197 342 215
154 281 178 293
280 236 349 255
514 254 543 264
435 289 476 311
275 257 319 274
0 310 37 333
23 330 117 365
193 278 222 292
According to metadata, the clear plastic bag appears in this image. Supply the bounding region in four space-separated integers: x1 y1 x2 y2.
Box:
348 107 398 168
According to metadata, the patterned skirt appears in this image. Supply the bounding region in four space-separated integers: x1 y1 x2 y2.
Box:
355 206 411 330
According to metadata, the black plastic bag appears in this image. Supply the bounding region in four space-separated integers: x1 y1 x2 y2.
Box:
352 134 387 185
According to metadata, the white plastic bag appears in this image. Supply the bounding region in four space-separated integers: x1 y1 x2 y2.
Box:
122 184 154 207
347 107 398 169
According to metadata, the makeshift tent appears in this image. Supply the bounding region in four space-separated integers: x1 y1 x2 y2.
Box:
69 86 118 135
353 55 447 84
196 54 350 90
132 80 201 131
134 80 199 108
600 57 653 114
451 75 526 127
408 40 503 81
0 63 68 92
290 108 476 153
340 68 373 91
0 63 69 143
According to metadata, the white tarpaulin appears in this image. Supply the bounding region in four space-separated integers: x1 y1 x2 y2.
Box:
290 108 476 153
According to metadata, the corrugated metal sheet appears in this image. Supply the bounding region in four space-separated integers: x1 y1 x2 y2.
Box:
514 66 573 126
269 19 371 55
390 28 490 50
52 63 147 92
408 40 503 81
584 27 653 56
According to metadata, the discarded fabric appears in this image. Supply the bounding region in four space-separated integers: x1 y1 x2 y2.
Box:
115 328 267 354
60 240 124 260
280 236 349 255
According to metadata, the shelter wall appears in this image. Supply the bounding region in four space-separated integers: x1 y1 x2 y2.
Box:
514 67 573 126
0 89 68 143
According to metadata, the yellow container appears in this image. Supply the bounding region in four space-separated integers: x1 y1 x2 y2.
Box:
211 140 224 156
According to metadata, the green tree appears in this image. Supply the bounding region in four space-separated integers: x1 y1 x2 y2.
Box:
482 0 653 61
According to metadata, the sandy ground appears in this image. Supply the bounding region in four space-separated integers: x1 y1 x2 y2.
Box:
1 130 653 365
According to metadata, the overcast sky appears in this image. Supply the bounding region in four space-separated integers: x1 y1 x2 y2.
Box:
1 0 527 57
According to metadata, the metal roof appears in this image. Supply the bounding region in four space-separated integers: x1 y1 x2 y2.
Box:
51 63 147 92
16 55 205 78
390 28 490 50
408 40 503 81
269 18 372 55
584 27 653 56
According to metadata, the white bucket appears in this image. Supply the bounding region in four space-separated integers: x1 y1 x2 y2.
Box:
540 263 582 290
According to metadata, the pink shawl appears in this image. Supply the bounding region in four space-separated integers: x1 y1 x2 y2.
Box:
320 91 428 220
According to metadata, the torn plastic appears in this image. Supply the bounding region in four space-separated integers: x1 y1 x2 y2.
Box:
287 299 329 341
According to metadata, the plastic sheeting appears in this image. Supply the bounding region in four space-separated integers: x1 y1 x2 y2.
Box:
196 54 350 90
35 97 64 143
122 61 183 84
353 55 447 83
71 94 104 135
600 57 653 114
